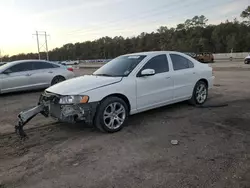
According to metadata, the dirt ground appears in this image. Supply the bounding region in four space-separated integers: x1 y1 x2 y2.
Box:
0 63 250 188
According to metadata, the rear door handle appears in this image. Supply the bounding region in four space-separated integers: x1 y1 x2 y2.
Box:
25 73 32 76
48 71 53 73
165 76 170 79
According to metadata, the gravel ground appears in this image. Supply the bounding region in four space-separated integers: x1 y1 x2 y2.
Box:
0 65 250 188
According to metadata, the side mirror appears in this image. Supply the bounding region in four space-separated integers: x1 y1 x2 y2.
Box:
3 69 12 74
140 69 155 77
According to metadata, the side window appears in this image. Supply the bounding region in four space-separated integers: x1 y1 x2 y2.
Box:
188 60 194 68
9 62 34 72
141 54 169 74
33 62 57 70
170 54 194 71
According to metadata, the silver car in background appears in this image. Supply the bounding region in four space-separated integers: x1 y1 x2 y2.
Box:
0 60 75 94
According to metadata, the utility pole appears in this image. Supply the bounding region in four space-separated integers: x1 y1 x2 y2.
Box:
32 31 50 60
0 49 2 62
45 32 49 61
35 31 40 59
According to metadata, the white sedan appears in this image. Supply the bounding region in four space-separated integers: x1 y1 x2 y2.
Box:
18 51 214 135
60 60 79 65
0 60 75 94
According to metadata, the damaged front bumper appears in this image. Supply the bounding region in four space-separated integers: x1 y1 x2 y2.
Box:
16 92 99 138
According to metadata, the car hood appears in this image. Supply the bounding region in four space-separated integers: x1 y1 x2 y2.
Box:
46 75 122 95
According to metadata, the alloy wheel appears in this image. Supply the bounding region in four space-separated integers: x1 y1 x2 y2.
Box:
196 84 207 104
103 102 126 130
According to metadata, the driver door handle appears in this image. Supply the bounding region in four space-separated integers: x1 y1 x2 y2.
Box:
165 76 170 79
25 73 32 76
48 71 53 73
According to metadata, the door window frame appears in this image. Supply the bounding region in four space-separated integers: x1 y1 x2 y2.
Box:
32 61 59 70
136 54 170 77
169 53 195 71
6 62 34 73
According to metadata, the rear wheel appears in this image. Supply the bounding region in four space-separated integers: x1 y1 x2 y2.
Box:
94 97 128 133
189 80 208 105
51 76 65 86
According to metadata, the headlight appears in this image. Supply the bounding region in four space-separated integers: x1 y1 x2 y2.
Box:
59 95 89 104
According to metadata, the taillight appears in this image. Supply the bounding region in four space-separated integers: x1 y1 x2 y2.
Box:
67 67 73 72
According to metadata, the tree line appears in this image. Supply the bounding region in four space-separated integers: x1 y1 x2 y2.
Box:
2 6 250 62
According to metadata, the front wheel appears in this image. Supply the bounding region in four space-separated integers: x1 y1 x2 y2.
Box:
189 80 208 105
94 97 128 133
51 76 65 86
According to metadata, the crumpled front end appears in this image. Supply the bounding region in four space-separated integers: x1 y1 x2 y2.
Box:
16 91 99 139
39 91 99 124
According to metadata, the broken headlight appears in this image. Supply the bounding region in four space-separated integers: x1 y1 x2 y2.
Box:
59 95 89 104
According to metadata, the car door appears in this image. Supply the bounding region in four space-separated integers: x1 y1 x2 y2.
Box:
0 62 34 93
30 61 60 88
169 53 197 101
136 54 174 111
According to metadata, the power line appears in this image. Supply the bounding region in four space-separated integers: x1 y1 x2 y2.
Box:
68 0 235 37
67 0 202 36
67 0 186 35
32 31 50 60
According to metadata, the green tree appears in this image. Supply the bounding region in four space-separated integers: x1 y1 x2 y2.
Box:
241 6 250 25
3 10 250 62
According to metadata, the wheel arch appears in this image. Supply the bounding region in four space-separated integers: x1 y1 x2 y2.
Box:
197 78 208 88
52 75 66 80
100 93 131 113
51 75 66 85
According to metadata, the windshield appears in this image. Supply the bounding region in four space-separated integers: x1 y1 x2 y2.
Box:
93 55 146 77
0 62 11 72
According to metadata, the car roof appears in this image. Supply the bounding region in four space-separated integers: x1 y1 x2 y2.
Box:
123 51 182 57
0 59 58 71
10 59 50 64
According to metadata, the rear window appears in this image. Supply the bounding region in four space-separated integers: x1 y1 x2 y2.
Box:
33 61 59 69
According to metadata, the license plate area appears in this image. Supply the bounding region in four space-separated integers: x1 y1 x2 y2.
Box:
49 103 61 118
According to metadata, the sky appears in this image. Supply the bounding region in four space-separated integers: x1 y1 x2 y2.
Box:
0 0 249 56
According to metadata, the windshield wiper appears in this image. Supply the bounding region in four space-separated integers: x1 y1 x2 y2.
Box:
92 74 124 77
92 73 113 77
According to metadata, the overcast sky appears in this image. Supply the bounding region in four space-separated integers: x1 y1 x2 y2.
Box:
0 0 248 55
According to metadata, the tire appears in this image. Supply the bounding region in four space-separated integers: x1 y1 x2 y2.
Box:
189 80 208 106
94 96 129 133
51 76 65 86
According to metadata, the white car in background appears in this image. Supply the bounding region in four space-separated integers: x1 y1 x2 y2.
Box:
244 54 250 64
60 60 79 65
0 60 75 94
18 51 214 135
